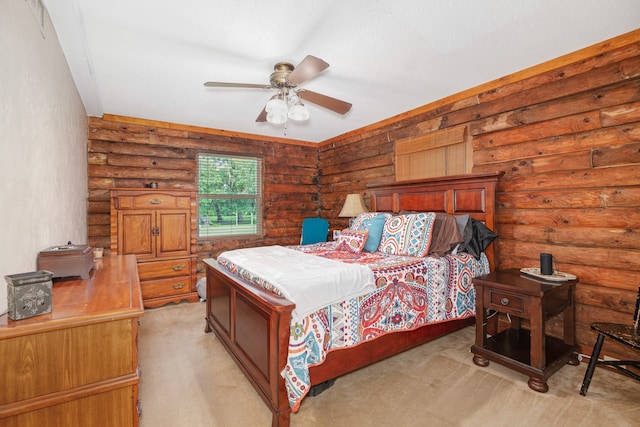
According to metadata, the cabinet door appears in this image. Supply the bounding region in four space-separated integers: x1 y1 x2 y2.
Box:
156 210 190 258
118 210 155 259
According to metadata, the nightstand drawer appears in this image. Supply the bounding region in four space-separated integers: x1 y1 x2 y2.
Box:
138 258 192 280
488 290 525 314
141 276 191 299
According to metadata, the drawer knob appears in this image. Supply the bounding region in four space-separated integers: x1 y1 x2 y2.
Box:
172 283 185 290
172 264 186 271
501 297 509 305
149 198 163 205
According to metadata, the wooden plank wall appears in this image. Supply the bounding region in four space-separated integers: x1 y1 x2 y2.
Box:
85 31 639 361
86 116 320 275
319 31 640 360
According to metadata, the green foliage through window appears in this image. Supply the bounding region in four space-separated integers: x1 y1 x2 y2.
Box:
198 153 262 237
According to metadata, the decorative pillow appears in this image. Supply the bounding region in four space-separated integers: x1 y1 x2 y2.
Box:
336 229 368 253
428 213 463 256
359 215 387 252
379 212 436 257
350 212 390 231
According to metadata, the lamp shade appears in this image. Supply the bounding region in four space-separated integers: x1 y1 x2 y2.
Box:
338 193 368 217
266 96 287 114
266 111 287 124
288 102 309 121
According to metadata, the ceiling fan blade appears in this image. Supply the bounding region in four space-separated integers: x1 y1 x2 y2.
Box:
297 89 352 115
286 55 329 86
255 106 267 122
204 82 271 89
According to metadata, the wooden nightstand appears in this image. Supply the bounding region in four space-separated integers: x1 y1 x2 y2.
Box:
470 269 580 392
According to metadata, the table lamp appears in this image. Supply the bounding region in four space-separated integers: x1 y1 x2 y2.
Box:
338 193 368 227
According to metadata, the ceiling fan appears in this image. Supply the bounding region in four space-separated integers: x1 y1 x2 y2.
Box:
203 55 352 124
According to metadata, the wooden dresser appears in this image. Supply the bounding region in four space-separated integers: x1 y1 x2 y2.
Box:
0 255 143 427
110 188 199 308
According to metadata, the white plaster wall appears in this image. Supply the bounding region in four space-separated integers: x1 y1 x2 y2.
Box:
0 0 88 315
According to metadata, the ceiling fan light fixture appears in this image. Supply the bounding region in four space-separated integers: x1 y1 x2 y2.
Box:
288 102 309 121
204 55 351 128
266 111 288 124
265 96 287 115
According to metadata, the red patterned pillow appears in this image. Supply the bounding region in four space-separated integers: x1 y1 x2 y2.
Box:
336 229 369 253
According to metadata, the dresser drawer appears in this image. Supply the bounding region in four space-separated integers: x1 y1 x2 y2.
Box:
116 193 192 210
488 289 526 315
138 258 191 280
141 276 191 299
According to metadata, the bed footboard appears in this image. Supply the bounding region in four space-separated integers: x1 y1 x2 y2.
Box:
204 259 295 427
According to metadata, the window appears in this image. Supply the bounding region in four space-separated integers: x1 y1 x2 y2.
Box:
197 153 263 238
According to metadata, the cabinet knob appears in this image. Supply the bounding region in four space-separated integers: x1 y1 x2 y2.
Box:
149 198 163 205
172 283 185 290
172 264 186 271
501 297 509 305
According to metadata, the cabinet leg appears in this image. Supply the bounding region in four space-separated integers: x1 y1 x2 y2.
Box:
567 352 580 366
527 377 549 393
473 354 489 367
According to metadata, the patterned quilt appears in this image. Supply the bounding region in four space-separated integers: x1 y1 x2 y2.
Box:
217 242 490 411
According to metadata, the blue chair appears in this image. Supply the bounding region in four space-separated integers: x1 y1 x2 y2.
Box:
301 218 330 245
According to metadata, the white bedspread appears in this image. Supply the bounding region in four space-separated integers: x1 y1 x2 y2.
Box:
217 245 375 321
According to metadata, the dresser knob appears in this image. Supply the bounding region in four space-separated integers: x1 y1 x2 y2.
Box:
501 297 509 305
172 264 186 271
172 283 185 290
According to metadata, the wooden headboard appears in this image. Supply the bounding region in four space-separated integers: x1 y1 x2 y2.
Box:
367 171 503 269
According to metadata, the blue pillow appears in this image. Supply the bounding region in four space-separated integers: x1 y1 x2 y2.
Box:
361 215 387 252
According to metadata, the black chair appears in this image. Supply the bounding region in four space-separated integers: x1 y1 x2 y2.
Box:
579 287 640 396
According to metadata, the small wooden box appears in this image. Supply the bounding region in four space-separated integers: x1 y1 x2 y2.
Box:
38 244 94 279
5 270 53 320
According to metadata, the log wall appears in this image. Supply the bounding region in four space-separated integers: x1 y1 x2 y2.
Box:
87 116 320 275
318 31 640 360
86 30 640 361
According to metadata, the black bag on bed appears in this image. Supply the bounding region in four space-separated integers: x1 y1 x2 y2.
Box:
456 217 497 260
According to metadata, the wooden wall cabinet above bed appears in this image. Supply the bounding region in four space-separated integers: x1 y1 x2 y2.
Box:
110 188 199 308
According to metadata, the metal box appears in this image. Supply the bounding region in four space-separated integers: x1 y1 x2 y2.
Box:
5 270 54 320
37 244 94 279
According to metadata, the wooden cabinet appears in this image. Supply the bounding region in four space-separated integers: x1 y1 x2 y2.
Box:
0 256 143 427
111 188 199 308
470 269 580 392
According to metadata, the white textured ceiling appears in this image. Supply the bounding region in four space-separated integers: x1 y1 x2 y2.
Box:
45 0 639 143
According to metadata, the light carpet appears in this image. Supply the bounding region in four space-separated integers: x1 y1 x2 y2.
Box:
138 301 640 427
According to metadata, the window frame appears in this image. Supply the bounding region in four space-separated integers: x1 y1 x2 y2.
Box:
197 152 264 239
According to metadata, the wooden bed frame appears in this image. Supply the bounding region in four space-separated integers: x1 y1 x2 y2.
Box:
204 172 503 427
